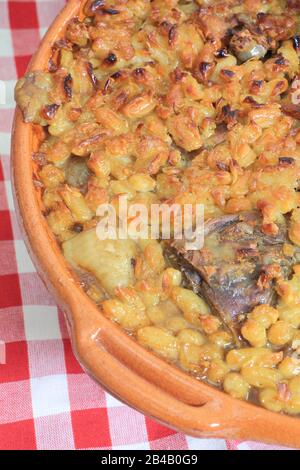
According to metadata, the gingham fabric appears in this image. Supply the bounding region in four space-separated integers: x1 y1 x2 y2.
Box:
0 0 293 451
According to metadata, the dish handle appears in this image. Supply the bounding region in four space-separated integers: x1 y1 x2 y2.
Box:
73 314 299 447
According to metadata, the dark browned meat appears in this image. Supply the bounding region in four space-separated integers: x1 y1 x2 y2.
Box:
166 212 296 337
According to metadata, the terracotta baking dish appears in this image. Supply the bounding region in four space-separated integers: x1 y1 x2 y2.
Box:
11 0 300 448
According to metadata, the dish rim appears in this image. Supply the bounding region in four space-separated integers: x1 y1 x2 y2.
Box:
11 0 300 448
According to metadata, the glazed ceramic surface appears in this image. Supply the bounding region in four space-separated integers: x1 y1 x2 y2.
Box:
11 0 300 448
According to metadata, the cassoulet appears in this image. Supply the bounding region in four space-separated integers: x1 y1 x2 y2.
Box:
15 0 300 416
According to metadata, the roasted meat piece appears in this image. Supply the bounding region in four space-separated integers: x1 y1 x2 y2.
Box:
166 212 296 337
229 12 296 63
229 28 268 62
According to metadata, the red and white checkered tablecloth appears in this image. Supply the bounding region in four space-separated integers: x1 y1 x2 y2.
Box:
0 0 293 451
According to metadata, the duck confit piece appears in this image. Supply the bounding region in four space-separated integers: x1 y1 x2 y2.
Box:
165 212 296 338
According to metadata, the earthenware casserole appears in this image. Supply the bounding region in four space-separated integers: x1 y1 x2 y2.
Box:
11 0 300 447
